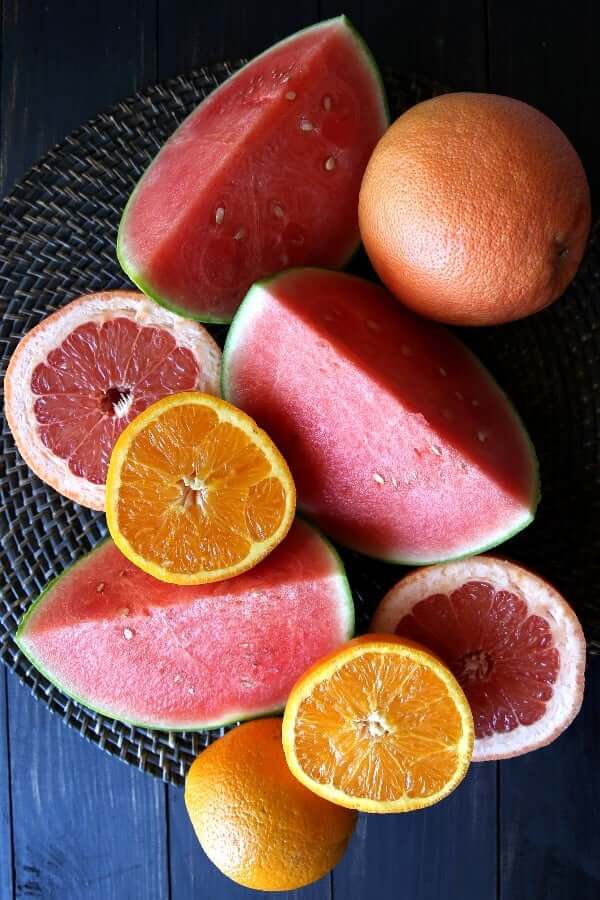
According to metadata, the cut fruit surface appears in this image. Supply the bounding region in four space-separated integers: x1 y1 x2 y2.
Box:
117 16 388 322
371 557 586 760
16 520 352 730
282 635 474 813
4 291 221 510
223 268 539 563
106 392 295 584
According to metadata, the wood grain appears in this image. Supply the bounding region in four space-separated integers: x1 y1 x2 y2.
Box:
487 0 600 197
487 5 600 893
0 3 163 899
157 0 320 78
0 0 157 191
332 764 497 899
0 673 13 900
167 769 331 899
8 679 168 900
319 0 488 88
499 655 600 899
0 2 599 898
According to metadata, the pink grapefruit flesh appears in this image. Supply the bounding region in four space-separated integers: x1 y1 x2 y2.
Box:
371 557 586 759
16 519 354 730
4 291 221 510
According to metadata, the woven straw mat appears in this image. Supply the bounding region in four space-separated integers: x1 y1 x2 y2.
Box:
0 63 599 786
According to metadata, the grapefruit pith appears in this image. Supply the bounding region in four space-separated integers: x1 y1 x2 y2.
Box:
4 291 221 510
371 557 586 760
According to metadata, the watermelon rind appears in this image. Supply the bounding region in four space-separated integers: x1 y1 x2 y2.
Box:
116 15 389 323
118 268 234 326
15 519 354 732
222 270 540 566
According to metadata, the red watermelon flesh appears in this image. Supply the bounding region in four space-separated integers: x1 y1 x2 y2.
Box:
223 269 539 563
16 519 353 730
117 17 388 322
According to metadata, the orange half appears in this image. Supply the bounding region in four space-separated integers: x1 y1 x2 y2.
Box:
282 635 474 813
106 392 295 584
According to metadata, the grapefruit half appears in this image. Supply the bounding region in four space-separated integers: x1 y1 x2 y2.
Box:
371 557 586 760
4 291 221 510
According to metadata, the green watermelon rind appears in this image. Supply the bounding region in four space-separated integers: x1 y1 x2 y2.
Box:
222 271 540 566
15 520 355 732
116 15 389 324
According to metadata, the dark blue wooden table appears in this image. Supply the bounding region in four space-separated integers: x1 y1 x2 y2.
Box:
1 2 600 898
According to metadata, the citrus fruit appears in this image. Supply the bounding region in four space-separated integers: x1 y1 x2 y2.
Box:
106 391 295 584
4 291 221 510
282 635 474 813
358 93 591 325
184 718 357 891
371 557 586 760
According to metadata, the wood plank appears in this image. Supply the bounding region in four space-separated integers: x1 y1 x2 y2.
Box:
499 656 600 898
1 2 165 899
7 678 168 900
1 0 157 191
157 0 320 79
488 0 600 197
487 6 600 895
0 672 14 900
319 0 488 89
332 763 497 899
168 783 331 899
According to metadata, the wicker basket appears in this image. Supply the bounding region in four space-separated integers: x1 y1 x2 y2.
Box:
0 63 598 786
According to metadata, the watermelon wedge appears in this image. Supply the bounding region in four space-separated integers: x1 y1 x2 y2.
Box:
222 269 540 564
117 17 388 322
16 519 354 730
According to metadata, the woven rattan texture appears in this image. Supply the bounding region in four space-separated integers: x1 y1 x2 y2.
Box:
0 64 599 786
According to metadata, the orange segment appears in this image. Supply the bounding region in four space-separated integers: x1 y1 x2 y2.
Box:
282 635 474 813
106 392 295 584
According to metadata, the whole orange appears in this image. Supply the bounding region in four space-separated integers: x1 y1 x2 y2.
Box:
358 92 591 325
184 718 357 891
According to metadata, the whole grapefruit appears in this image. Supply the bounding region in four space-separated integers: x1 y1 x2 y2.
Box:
358 93 591 325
